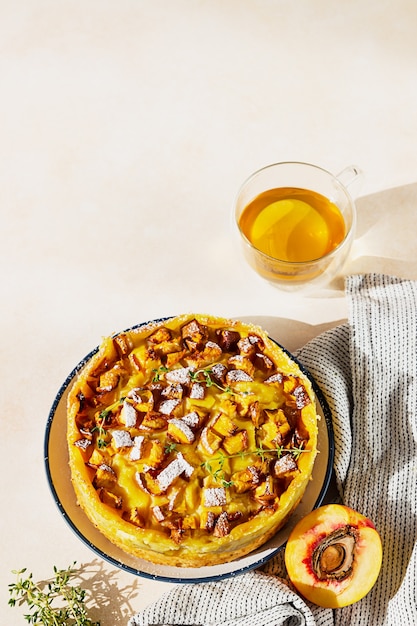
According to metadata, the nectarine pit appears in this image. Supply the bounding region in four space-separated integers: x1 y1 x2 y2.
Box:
312 525 358 581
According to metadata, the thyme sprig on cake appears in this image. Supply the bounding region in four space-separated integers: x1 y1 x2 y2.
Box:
92 398 126 448
91 413 110 449
201 444 310 487
190 367 233 394
154 363 237 394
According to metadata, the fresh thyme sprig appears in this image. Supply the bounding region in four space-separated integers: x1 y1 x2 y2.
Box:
202 454 234 488
152 363 246 396
190 368 232 394
291 445 310 460
8 562 100 625
164 442 178 454
152 365 169 382
92 413 110 449
92 397 126 449
201 445 310 486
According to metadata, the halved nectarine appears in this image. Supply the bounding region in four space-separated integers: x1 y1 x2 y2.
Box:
285 504 382 608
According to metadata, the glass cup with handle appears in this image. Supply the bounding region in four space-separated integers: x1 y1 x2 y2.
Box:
234 161 363 291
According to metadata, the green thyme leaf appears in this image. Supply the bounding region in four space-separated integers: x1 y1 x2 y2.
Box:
191 367 233 394
152 366 169 382
8 563 100 625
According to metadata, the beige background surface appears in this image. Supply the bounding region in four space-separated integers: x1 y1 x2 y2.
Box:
2 1 417 623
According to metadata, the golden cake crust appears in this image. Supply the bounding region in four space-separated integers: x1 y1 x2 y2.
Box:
67 314 318 567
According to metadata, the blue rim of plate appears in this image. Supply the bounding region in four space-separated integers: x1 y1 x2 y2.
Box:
44 316 335 583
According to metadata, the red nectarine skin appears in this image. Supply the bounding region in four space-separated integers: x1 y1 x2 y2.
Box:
285 504 382 608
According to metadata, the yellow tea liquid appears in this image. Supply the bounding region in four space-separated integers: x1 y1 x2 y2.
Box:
239 187 346 263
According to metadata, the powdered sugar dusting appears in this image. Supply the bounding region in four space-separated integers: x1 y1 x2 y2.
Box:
111 430 134 448
127 387 142 402
177 452 194 478
190 382 205 399
226 369 253 383
134 472 148 493
165 367 193 384
74 438 91 450
265 372 283 384
203 487 227 507
156 453 195 491
129 435 145 461
152 505 165 522
182 411 200 428
159 399 181 415
201 427 215 454
120 401 138 427
168 418 195 443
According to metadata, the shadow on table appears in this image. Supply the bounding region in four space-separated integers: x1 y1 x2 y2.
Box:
75 559 140 625
345 181 417 281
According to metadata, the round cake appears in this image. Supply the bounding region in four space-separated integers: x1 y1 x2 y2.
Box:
67 314 318 567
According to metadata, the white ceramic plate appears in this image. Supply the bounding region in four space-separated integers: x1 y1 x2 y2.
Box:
44 321 334 583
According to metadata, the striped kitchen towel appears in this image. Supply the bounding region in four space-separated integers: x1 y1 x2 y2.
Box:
129 274 417 626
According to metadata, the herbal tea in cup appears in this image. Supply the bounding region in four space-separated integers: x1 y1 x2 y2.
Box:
234 162 361 290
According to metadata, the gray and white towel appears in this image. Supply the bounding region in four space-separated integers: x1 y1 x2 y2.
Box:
129 274 417 626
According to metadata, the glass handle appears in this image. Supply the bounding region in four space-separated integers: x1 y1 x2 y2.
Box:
336 165 364 199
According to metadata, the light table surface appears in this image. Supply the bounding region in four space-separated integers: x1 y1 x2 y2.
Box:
1 2 417 623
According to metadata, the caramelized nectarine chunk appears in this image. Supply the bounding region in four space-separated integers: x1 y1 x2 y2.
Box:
212 413 238 437
254 476 277 504
232 466 260 493
167 418 195 444
199 427 223 455
93 463 117 489
181 319 208 350
113 333 132 356
148 327 172 344
97 488 122 509
97 369 120 392
215 329 240 351
223 430 248 455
